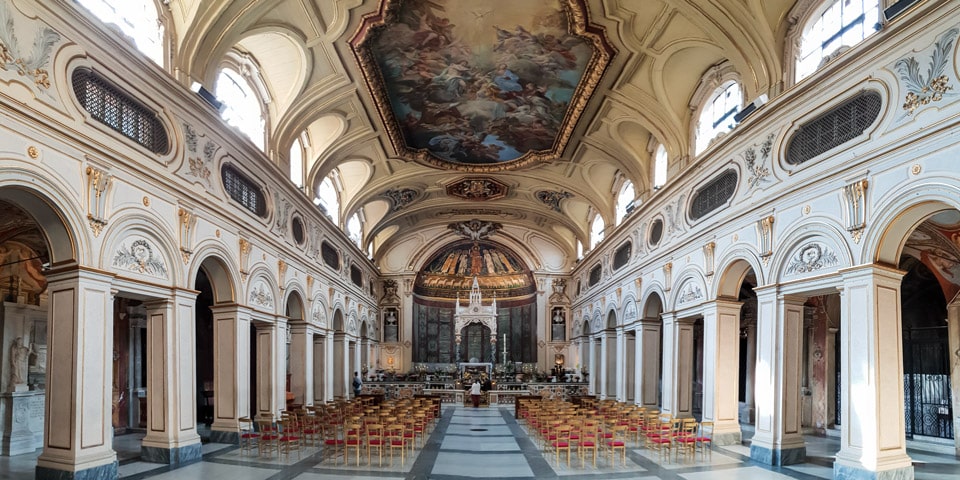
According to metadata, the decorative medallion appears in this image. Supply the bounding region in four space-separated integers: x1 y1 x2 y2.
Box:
785 242 839 275
0 1 60 91
536 190 573 212
112 239 168 278
445 177 508 201
351 0 615 171
896 28 957 116
383 188 419 211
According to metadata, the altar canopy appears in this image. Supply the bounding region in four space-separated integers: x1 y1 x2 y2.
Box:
454 277 498 363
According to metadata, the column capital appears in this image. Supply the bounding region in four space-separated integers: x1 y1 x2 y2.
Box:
839 263 906 283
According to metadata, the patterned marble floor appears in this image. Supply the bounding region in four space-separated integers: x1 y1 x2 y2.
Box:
3 406 959 479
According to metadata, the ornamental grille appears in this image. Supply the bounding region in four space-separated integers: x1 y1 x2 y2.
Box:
649 219 663 246
321 241 340 270
588 264 602 287
221 165 266 216
690 170 738 221
350 265 363 287
72 69 168 153
291 217 305 245
613 242 632 270
785 91 882 165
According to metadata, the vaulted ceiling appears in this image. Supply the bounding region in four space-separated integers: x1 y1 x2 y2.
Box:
166 0 798 274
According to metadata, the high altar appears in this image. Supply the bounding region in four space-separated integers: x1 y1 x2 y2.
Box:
454 277 498 365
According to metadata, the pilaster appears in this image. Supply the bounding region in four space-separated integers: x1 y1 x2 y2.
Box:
702 298 743 445
637 318 662 409
208 304 251 444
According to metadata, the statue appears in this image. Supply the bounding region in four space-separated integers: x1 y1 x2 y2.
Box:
9 337 33 387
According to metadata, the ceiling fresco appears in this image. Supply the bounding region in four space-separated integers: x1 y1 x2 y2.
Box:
414 239 535 298
904 211 960 302
352 0 614 171
0 200 49 300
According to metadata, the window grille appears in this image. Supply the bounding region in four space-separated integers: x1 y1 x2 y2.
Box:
72 69 168 153
690 170 738 221
613 242 632 270
321 241 340 270
786 91 882 165
649 219 663 246
589 264 602 287
350 265 363 287
221 165 266 216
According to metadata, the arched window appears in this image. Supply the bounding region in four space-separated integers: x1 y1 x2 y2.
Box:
576 240 583 259
289 137 304 188
347 212 363 249
590 214 605 250
653 144 668 189
77 0 164 65
216 67 265 150
695 81 742 154
615 180 635 225
314 174 340 225
796 0 880 82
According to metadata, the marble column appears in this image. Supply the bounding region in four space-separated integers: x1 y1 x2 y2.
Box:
36 268 118 480
289 324 312 405
312 334 326 403
702 299 743 445
208 304 251 444
253 322 281 420
750 288 805 465
637 318 662 409
834 265 913 479
661 313 694 418
949 301 960 457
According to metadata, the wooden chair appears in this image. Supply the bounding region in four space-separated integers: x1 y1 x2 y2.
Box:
695 421 714 458
344 422 363 466
606 424 629 466
279 416 301 460
386 422 406 466
551 423 573 467
257 419 279 458
238 417 259 455
365 423 385 467
321 420 343 464
578 419 600 468
675 418 699 461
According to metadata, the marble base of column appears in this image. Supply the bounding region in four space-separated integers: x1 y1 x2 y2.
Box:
140 442 202 465
749 443 806 466
36 462 118 480
208 429 239 444
710 420 742 446
833 462 914 480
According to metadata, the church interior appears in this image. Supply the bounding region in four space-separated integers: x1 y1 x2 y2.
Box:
0 0 959 478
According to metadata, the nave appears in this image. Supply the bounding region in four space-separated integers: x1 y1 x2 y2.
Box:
3 404 958 480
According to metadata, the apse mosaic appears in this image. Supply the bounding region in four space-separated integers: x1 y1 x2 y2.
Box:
414 240 534 298
352 0 614 170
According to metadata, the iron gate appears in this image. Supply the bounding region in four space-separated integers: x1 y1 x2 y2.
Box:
903 326 953 439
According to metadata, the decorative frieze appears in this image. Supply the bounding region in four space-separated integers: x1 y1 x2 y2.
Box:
112 238 167 278
677 281 703 305
785 242 839 276
249 278 274 309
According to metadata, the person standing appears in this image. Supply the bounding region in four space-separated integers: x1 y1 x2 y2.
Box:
470 379 482 408
353 371 362 398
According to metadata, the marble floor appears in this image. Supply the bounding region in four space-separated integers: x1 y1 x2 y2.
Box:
4 406 960 479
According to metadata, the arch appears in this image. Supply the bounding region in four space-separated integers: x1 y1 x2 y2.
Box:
866 183 960 266
670 267 708 310
309 293 328 328
0 172 85 265
245 267 279 314
606 309 618 329
285 289 305 321
714 247 766 299
191 248 239 304
332 309 345 333
641 284 667 319
620 295 639 324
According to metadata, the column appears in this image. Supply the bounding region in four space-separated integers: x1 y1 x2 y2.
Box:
834 265 913 478
289 324 313 405
661 313 694 418
312 334 325 404
140 290 202 464
36 269 117 480
750 288 805 465
637 319 662 409
253 322 281 420
209 304 251 444
588 338 597 395
702 299 743 445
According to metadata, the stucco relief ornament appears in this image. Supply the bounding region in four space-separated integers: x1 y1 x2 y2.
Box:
448 219 502 240
181 123 216 187
0 2 60 91
744 133 774 188
678 283 703 304
113 239 168 278
896 27 957 116
785 243 839 275
535 190 573 213
383 188 419 211
249 282 273 308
